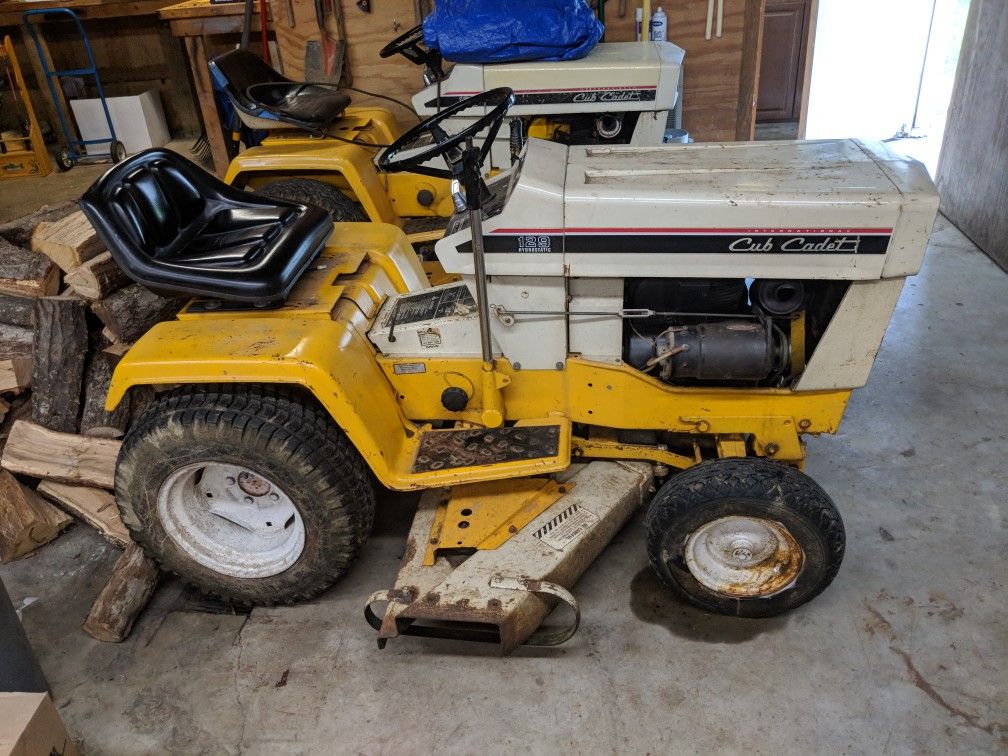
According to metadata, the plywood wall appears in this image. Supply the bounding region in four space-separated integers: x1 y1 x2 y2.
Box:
935 0 1008 271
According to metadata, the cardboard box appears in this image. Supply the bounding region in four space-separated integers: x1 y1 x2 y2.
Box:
0 693 77 756
69 89 170 157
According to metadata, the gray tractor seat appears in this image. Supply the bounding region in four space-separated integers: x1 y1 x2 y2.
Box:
209 49 351 134
79 149 332 307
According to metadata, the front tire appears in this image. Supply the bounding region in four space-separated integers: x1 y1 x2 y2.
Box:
257 178 367 222
645 457 845 618
117 384 375 605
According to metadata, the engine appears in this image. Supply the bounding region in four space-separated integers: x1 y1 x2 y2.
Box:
623 278 833 386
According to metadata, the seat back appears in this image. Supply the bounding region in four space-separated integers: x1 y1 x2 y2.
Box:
209 49 290 115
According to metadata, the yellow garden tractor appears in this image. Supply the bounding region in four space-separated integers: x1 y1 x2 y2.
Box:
80 90 938 652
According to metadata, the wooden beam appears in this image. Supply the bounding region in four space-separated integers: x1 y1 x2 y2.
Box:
1 420 120 489
36 481 129 545
0 469 72 563
83 543 159 642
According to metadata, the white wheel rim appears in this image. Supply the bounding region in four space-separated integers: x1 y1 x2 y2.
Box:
157 462 305 579
684 516 804 598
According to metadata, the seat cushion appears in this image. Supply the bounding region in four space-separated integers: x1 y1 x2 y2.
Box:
80 149 334 306
245 83 351 132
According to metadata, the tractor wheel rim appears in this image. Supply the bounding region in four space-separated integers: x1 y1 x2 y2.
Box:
684 515 804 598
157 462 305 579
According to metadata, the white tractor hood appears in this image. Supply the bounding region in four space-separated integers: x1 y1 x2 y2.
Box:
435 138 939 281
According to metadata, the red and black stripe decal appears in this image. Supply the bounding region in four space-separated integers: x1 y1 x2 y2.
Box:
425 85 658 109
455 228 893 255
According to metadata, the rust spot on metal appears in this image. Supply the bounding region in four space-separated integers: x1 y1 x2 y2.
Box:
424 592 440 604
399 537 418 565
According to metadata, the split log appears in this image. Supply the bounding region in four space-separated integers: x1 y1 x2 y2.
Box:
0 238 59 297
91 284 181 343
0 358 31 395
0 469 72 563
31 297 88 432
0 292 35 328
1 420 120 489
0 358 31 394
83 543 159 642
0 201 78 248
31 210 103 273
64 252 129 300
36 481 129 545
0 323 32 360
79 350 130 438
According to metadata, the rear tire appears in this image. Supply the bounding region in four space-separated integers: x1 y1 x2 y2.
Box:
645 457 845 618
257 178 367 222
116 384 375 605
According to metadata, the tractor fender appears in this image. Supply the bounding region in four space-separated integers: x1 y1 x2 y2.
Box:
107 314 415 488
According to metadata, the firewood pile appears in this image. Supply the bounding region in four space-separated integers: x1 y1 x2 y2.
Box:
0 203 177 641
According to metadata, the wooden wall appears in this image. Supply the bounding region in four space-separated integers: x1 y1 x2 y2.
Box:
2 16 200 139
935 0 1008 271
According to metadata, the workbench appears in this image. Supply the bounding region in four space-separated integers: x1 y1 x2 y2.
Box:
160 0 270 175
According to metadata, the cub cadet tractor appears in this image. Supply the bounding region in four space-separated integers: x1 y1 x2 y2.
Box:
80 89 937 652
211 31 684 233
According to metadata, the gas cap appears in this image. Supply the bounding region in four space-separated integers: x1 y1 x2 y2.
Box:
441 387 469 412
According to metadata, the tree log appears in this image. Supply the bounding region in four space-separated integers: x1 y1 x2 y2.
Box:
0 201 78 248
0 324 32 360
64 252 129 300
0 238 60 298
83 543 159 642
91 284 181 343
0 292 35 328
31 211 103 273
1 420 119 489
0 358 31 394
0 469 72 563
31 297 88 432
36 481 129 545
79 350 131 438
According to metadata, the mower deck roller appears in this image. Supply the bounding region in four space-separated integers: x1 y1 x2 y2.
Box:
367 461 653 652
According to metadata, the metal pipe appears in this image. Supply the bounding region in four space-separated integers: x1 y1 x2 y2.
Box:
469 205 494 363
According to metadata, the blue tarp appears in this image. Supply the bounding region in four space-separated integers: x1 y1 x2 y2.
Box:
423 0 604 63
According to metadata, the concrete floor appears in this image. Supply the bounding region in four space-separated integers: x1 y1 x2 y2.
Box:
1 216 1006 754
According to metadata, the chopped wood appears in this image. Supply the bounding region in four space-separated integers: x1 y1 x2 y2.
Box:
0 292 35 327
91 284 181 343
80 349 130 438
0 358 31 394
36 481 129 545
31 297 88 432
83 543 159 642
0 201 77 249
0 323 32 360
64 251 129 300
0 469 72 563
31 210 104 273
0 237 59 297
102 341 132 359
1 420 119 489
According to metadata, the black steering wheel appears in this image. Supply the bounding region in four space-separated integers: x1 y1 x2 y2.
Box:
377 88 514 179
379 23 444 78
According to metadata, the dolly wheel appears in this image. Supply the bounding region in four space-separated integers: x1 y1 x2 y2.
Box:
645 457 845 617
111 140 127 163
116 384 375 606
257 178 367 222
56 147 75 171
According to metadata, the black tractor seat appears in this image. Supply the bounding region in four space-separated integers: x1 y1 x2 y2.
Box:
209 49 351 135
79 148 333 307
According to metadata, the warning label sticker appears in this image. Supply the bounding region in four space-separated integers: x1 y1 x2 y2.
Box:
533 504 599 551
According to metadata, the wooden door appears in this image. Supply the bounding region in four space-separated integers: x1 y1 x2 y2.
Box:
756 0 810 122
